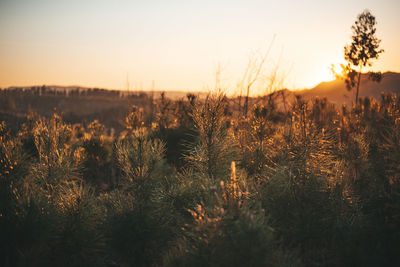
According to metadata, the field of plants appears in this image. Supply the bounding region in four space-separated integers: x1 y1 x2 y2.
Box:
1 92 400 267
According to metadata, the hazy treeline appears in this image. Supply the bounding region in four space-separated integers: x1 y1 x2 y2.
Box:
1 86 134 98
0 87 154 134
1 92 400 267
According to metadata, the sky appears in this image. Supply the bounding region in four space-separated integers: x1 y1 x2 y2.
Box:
0 0 399 94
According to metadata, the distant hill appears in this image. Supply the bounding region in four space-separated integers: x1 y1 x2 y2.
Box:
298 72 400 105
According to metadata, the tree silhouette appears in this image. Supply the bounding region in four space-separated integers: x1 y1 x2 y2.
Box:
343 10 384 106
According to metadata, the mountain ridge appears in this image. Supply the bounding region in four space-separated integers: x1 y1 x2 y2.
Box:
297 71 400 105
3 71 399 104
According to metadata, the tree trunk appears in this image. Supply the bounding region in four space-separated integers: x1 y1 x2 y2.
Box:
244 86 250 117
355 66 362 107
238 94 242 117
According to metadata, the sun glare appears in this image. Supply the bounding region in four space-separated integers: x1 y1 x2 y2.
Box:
306 61 344 88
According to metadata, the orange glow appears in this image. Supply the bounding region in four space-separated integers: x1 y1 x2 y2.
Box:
309 64 339 88
0 1 399 93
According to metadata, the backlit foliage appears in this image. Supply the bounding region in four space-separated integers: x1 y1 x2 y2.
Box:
1 91 400 267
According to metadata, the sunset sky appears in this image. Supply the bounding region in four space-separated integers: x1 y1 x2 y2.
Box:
1 0 399 94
